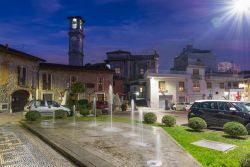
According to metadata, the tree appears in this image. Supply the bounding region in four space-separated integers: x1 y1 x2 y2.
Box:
70 82 85 94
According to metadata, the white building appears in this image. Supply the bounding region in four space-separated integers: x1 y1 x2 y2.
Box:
146 65 245 108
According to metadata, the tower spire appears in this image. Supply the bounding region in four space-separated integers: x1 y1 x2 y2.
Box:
67 16 85 66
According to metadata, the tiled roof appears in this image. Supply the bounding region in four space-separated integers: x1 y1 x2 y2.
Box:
39 63 113 73
0 44 45 62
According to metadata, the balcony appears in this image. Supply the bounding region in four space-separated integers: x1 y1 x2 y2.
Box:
191 74 202 80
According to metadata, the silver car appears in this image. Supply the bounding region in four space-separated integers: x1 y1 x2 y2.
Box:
24 100 71 116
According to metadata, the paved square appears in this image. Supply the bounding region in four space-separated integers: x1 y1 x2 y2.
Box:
0 123 75 167
192 140 237 152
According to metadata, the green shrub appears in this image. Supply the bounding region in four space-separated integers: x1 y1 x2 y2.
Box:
162 115 176 127
121 104 127 111
95 109 102 117
223 122 248 138
54 110 67 119
241 153 250 167
143 112 157 124
79 108 89 116
25 111 41 121
188 117 207 131
66 99 77 109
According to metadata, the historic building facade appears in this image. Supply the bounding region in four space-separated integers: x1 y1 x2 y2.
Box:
38 63 113 104
105 50 159 104
0 16 113 113
0 44 45 112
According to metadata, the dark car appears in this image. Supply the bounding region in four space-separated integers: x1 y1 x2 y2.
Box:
96 101 109 114
188 100 250 133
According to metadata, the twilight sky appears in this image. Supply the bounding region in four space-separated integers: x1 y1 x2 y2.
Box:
0 0 250 70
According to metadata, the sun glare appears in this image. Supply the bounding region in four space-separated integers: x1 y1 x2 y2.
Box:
232 0 250 14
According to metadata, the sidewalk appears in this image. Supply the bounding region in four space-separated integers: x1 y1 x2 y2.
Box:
0 112 23 124
0 123 75 167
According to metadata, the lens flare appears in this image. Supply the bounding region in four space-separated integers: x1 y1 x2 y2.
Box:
232 0 250 14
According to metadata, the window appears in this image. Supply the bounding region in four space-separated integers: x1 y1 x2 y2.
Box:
72 18 77 29
140 68 145 75
97 93 105 101
97 77 104 91
228 82 232 89
17 66 27 86
193 69 199 75
201 102 210 109
210 102 218 109
70 76 77 85
201 102 218 109
43 93 53 101
220 83 224 89
159 81 166 91
218 102 232 111
139 87 143 93
233 82 239 88
47 101 60 107
179 97 185 103
35 100 46 107
192 81 200 92
179 82 185 92
86 83 95 88
191 102 200 109
207 82 212 89
115 68 121 74
42 73 52 90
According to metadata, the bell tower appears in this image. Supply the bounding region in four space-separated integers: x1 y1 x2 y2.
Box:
67 16 84 66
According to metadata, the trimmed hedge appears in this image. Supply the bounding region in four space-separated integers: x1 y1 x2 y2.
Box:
223 122 248 138
25 111 41 121
121 104 127 111
188 117 207 131
79 108 89 116
143 112 157 124
54 110 67 119
162 115 176 127
241 153 250 167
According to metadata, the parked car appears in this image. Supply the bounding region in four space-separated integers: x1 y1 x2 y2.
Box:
24 100 71 116
185 102 193 111
96 101 109 114
173 102 192 111
242 102 250 111
188 100 250 133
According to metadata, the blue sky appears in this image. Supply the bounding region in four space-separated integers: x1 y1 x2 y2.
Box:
0 0 250 70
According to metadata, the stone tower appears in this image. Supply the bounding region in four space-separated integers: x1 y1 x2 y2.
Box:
67 16 84 66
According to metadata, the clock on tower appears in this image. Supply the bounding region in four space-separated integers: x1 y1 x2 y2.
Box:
67 16 85 66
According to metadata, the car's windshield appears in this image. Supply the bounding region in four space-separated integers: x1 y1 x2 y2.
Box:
233 102 250 112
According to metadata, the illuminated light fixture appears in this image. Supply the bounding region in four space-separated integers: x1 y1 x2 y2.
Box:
239 83 246 88
135 92 140 96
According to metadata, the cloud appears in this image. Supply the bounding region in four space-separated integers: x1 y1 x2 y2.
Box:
31 0 62 13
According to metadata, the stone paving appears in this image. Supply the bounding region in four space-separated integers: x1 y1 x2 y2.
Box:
23 120 201 167
0 113 76 167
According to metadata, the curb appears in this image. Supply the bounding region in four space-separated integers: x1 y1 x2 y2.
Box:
160 127 203 167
